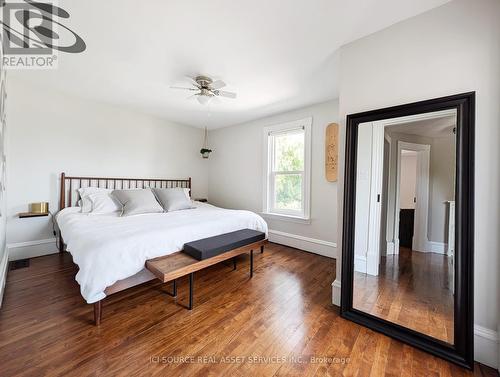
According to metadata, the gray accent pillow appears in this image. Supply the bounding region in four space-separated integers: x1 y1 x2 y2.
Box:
112 189 164 216
153 188 194 212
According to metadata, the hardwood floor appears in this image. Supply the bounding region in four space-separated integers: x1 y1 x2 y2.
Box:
353 247 454 343
0 243 496 377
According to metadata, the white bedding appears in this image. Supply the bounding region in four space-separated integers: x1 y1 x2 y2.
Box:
56 202 268 304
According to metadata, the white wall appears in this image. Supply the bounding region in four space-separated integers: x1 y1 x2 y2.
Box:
208 100 338 258
428 135 455 243
6 78 209 260
335 0 500 367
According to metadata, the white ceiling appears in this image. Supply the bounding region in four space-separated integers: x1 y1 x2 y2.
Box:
13 0 450 129
387 115 456 138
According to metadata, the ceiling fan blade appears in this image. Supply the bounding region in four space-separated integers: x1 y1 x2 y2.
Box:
187 94 198 100
170 86 198 91
211 80 226 89
216 90 237 99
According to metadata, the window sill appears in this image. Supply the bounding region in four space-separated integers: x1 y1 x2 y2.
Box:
261 212 311 224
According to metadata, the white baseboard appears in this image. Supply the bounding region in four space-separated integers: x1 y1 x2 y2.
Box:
7 238 58 261
388 239 448 255
355 253 379 276
332 279 341 306
0 248 8 308
426 241 448 254
474 325 499 369
386 241 395 255
268 230 337 258
366 252 379 276
354 255 367 273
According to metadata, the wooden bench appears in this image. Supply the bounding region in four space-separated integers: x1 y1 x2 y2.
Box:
93 231 267 325
146 239 267 310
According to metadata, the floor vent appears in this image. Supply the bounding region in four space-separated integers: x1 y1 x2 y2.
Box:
9 259 30 270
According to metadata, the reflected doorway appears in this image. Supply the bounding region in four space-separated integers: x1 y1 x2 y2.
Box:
353 109 457 344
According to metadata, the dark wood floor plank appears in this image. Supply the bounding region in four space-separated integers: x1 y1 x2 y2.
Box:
353 247 454 344
0 243 496 377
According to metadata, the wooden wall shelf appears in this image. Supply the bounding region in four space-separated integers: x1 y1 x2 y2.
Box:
19 212 49 218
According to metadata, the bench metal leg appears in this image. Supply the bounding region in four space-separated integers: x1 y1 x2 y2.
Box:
260 245 264 254
233 257 237 270
166 279 177 297
250 250 254 278
188 273 194 310
94 300 102 326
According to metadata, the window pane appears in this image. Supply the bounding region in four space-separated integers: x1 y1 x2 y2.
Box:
274 131 304 172
275 174 302 211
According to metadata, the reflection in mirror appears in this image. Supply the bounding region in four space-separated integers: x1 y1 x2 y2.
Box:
352 109 457 344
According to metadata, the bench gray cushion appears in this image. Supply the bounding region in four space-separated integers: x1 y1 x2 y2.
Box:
183 229 265 260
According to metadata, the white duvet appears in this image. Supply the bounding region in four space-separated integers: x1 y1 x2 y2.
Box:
56 202 268 304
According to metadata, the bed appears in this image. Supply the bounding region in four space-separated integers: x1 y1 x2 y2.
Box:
57 173 268 306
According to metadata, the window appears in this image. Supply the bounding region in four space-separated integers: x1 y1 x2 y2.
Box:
263 117 311 220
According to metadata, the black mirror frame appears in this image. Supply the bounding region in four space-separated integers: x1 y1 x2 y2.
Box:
340 92 475 369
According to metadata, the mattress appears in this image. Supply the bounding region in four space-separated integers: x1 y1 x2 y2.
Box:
56 202 268 303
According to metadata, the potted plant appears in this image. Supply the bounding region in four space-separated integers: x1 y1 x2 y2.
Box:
200 126 212 159
200 148 212 159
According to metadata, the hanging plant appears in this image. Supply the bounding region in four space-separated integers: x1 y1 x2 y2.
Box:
200 126 212 159
200 148 212 158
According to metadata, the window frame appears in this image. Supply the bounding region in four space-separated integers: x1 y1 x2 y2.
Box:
262 117 312 221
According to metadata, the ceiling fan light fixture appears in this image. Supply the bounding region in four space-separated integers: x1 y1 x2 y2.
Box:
197 95 210 105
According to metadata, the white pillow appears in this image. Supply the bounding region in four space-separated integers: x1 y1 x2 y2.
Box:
80 197 92 213
78 187 105 213
78 187 121 214
87 192 122 214
152 188 194 212
112 188 164 216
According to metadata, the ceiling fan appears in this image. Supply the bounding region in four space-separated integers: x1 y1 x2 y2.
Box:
171 75 237 105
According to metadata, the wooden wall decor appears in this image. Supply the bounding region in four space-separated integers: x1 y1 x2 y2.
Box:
325 123 338 182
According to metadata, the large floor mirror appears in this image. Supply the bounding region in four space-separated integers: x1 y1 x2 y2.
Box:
341 93 474 369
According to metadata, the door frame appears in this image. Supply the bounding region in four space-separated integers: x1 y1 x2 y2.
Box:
395 141 431 253
365 121 384 275
365 109 454 274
